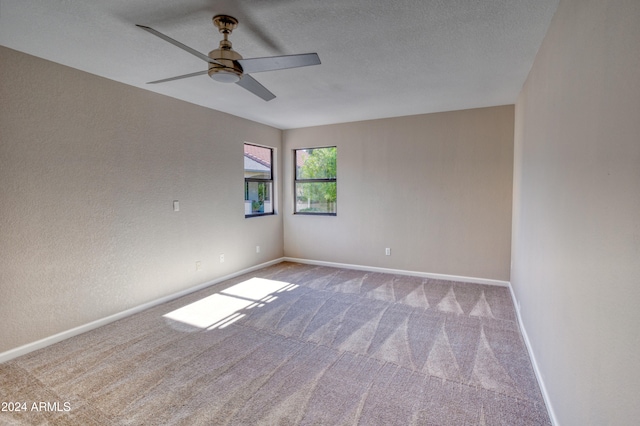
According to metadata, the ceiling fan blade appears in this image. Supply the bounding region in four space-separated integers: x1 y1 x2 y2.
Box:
237 53 320 74
136 24 222 66
147 70 209 84
235 75 276 101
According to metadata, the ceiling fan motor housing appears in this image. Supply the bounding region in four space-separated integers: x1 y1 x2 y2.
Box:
208 46 243 83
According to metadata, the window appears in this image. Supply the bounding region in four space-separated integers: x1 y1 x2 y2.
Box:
294 146 337 215
244 143 274 217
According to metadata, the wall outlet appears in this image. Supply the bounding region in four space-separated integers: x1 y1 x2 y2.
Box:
256 245 261 253
219 254 225 263
173 200 180 212
385 248 391 256
195 261 201 271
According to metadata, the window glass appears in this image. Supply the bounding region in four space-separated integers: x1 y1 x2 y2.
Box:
244 144 274 217
294 147 337 215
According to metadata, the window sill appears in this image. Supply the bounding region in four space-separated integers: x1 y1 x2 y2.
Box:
245 212 276 219
293 212 337 216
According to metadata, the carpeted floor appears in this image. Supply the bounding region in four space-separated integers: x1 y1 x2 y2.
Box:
0 262 550 425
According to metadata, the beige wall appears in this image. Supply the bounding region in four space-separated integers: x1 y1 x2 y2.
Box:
283 106 514 281
0 46 283 353
512 0 640 423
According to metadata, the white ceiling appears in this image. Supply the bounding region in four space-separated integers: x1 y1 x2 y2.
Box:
0 0 559 130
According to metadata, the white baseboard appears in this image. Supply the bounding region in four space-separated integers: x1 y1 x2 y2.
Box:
0 258 285 364
1 257 503 363
507 284 559 426
283 257 511 287
2 256 555 423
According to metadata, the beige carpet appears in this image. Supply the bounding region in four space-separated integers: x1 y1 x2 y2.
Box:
0 262 550 425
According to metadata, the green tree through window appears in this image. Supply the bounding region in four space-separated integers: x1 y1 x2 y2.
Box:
295 147 337 214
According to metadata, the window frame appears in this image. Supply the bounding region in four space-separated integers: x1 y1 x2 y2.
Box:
244 143 275 218
293 146 337 216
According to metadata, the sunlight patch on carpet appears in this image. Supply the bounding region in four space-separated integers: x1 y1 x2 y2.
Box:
163 278 296 329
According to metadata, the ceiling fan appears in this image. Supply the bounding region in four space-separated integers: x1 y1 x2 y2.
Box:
137 15 320 101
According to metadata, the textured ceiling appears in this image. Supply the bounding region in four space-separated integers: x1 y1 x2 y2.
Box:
0 0 559 129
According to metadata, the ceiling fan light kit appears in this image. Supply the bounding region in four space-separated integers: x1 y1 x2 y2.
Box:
136 15 320 101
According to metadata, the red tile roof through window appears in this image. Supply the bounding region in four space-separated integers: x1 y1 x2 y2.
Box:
244 144 270 167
